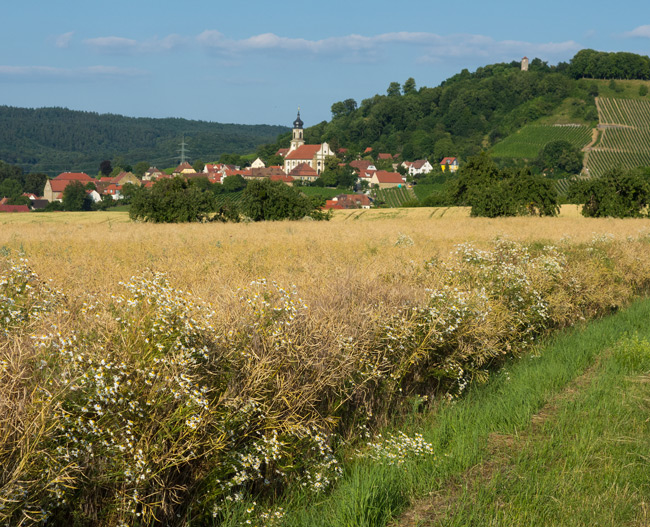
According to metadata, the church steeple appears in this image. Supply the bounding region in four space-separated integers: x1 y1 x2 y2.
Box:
293 108 304 129
290 107 305 152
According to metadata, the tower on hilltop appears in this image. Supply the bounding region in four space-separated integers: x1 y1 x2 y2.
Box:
521 56 529 71
290 108 305 152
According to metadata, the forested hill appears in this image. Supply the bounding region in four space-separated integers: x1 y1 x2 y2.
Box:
258 50 650 163
0 106 288 175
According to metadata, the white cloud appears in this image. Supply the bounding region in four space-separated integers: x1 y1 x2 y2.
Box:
55 32 74 49
623 25 650 38
0 65 147 81
84 34 186 54
196 30 580 63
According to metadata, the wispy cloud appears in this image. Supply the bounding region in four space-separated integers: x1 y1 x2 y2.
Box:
196 30 580 63
84 34 186 54
0 65 148 81
55 32 74 49
623 25 650 38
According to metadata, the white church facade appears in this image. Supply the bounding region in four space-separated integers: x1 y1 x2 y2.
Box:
282 111 335 175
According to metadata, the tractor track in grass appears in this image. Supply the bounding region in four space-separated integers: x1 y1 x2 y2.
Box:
394 357 605 527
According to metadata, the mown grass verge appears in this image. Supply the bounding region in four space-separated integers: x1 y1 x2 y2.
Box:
278 297 650 527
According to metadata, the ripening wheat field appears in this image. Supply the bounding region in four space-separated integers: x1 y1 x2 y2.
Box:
1 205 647 301
3 206 650 526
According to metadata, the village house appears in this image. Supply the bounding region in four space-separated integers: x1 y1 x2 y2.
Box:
370 170 405 189
288 163 319 183
173 162 196 176
111 171 142 187
250 157 266 169
143 167 163 181
440 157 459 172
282 111 335 175
43 172 94 202
402 159 433 176
324 193 372 210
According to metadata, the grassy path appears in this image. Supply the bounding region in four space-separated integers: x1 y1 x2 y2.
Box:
282 298 650 527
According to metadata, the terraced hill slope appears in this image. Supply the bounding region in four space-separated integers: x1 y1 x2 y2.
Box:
585 97 650 177
490 124 593 159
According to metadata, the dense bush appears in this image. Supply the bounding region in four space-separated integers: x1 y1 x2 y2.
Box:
569 168 650 217
240 179 330 221
129 177 217 223
452 154 559 217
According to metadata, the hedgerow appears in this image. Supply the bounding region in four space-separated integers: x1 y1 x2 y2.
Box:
2 233 650 525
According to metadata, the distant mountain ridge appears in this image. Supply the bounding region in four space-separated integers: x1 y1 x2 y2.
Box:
0 106 288 175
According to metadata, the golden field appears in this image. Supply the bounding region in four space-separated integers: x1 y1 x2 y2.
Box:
4 206 650 524
1 205 649 302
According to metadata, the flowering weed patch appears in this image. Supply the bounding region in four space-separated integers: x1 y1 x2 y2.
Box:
2 233 650 525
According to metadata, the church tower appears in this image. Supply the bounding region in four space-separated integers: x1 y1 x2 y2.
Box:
521 56 529 71
289 109 305 152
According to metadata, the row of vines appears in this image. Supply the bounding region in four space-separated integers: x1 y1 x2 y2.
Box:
587 97 650 177
490 125 593 159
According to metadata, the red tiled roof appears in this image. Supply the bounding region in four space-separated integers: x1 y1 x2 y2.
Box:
374 170 404 184
412 159 429 169
364 147 373 153
48 180 72 192
440 157 457 164
0 205 30 213
276 148 290 157
338 148 348 154
349 160 374 172
54 172 92 181
378 153 392 160
289 163 319 177
336 193 372 207
323 200 345 210
285 144 321 161
22 193 38 199
270 174 295 183
175 162 194 172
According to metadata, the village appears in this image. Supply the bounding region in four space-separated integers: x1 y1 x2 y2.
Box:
0 111 459 213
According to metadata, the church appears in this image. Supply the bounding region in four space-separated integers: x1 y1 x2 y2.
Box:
282 110 335 175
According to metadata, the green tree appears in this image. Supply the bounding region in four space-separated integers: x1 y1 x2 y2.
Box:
0 178 22 199
129 177 216 223
222 174 247 192
240 179 330 221
640 85 649 97
62 181 91 211
24 173 48 196
133 161 150 177
192 159 205 173
568 168 650 217
536 140 583 176
402 77 417 95
387 82 401 97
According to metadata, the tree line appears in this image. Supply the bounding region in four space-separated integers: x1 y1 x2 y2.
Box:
0 106 287 175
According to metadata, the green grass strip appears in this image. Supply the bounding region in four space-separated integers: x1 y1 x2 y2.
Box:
281 297 650 527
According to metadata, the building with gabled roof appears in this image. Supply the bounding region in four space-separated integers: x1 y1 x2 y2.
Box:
270 174 295 186
54 172 92 182
402 159 434 176
282 110 335 175
44 173 94 202
440 157 459 172
370 170 405 188
288 163 319 182
174 162 196 175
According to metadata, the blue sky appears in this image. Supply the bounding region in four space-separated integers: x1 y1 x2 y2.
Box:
2 0 649 126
